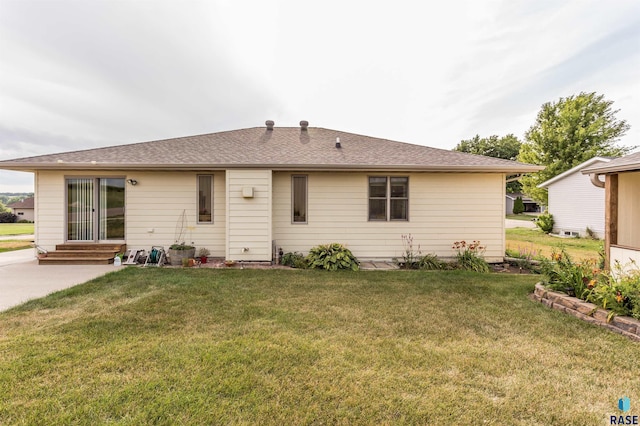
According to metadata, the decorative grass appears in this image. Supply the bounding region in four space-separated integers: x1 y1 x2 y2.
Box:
506 228 602 261
0 223 34 236
0 269 637 425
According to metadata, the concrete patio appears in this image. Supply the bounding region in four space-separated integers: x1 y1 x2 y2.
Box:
0 248 117 311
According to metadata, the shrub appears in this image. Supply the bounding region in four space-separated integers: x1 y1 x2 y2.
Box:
540 248 595 297
513 196 525 214
197 248 211 258
169 243 195 250
452 240 490 273
583 261 640 321
0 212 17 223
418 253 448 270
281 251 308 269
545 253 640 321
395 235 448 270
535 212 554 233
306 243 359 271
398 234 421 269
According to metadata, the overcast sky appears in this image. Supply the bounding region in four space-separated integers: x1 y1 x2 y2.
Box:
1 0 638 192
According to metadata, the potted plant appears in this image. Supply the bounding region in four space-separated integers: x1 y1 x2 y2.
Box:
197 247 210 264
168 243 196 266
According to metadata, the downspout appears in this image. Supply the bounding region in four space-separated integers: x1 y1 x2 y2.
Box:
589 173 605 188
505 174 522 183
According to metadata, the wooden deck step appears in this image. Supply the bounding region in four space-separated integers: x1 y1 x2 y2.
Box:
39 243 126 265
39 257 115 265
45 250 119 258
55 243 125 251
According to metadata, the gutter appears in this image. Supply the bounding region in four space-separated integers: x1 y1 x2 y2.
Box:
0 162 545 174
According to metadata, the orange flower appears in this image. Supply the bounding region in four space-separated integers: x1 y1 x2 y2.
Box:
615 292 624 303
588 279 596 289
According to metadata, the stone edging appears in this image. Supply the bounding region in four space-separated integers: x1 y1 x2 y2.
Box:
531 283 640 342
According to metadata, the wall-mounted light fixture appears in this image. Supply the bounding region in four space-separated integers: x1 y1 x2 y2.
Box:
126 179 138 186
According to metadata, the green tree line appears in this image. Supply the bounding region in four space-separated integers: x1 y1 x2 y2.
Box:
454 92 632 205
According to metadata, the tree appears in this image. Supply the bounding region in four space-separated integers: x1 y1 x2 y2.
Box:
0 212 17 223
454 134 523 192
512 196 525 214
454 134 521 160
518 92 632 204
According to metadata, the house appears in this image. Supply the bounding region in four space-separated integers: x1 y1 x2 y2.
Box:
0 121 542 264
505 192 540 215
6 197 35 222
537 157 611 238
582 151 640 271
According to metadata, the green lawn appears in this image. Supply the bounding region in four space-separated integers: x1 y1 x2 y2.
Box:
0 223 34 253
0 223 34 236
506 213 539 221
506 228 602 261
0 240 32 253
1 269 636 425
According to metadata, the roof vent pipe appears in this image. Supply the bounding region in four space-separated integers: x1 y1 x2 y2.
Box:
335 137 341 149
300 120 309 131
265 120 274 130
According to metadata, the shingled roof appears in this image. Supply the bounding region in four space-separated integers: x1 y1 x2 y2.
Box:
7 197 34 209
0 125 543 173
581 151 640 174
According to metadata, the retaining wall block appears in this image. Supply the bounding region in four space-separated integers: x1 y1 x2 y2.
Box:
532 282 640 341
592 309 610 323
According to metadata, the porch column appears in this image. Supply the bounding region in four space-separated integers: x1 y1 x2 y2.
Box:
604 174 618 270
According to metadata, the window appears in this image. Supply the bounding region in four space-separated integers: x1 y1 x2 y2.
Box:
198 175 213 223
368 176 408 221
292 175 307 223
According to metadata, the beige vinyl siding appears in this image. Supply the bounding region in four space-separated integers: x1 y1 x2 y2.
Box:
617 171 640 249
34 170 66 250
546 167 605 238
273 172 506 262
226 169 272 261
124 171 225 256
33 170 226 255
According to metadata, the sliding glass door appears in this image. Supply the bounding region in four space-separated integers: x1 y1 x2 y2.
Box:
67 178 125 242
98 178 125 240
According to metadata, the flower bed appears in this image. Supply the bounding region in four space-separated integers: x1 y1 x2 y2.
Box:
532 283 640 341
539 249 640 321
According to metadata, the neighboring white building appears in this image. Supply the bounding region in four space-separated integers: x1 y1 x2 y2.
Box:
538 157 611 238
0 121 542 264
505 192 541 214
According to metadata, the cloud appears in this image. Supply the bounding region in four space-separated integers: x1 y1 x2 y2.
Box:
0 0 638 191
